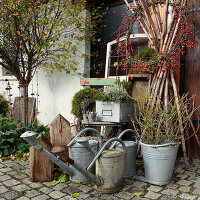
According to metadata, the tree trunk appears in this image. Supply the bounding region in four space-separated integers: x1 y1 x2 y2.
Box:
20 84 29 125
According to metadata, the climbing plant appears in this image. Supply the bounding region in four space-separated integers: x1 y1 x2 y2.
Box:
113 0 197 167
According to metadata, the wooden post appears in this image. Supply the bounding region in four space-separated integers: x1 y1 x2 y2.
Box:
30 134 53 182
50 114 71 146
13 97 36 124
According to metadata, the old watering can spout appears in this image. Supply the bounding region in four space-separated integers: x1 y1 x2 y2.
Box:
21 131 101 186
21 131 126 193
20 131 74 177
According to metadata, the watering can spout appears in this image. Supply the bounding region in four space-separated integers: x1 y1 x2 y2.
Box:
21 131 126 193
20 131 38 146
20 131 101 187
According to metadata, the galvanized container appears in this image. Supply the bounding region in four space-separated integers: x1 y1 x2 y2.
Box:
115 141 138 178
141 142 179 185
68 128 102 182
96 150 125 193
87 137 126 193
110 129 138 178
69 138 98 182
96 101 135 122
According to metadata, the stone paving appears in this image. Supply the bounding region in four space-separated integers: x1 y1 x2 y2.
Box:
0 157 200 200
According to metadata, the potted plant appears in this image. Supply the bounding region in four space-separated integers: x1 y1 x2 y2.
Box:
71 87 103 121
131 94 198 185
96 82 135 123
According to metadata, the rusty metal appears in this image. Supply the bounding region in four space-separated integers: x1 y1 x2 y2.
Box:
88 137 127 193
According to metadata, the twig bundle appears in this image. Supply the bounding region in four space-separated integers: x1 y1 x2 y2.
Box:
123 0 198 167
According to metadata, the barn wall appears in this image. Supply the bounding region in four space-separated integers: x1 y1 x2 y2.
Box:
184 0 200 159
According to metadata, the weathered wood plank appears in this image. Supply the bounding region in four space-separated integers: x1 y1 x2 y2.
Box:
50 114 71 146
30 134 53 182
13 97 36 124
184 0 200 159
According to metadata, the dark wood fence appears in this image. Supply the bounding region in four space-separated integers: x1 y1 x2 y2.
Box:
184 0 200 159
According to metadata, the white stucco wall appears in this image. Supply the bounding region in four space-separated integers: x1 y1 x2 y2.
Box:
0 8 92 126
0 39 88 126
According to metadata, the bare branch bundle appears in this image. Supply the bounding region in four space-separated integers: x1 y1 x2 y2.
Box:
131 93 199 146
122 0 198 166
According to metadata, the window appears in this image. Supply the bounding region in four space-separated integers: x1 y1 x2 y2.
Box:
105 34 148 78
90 1 148 78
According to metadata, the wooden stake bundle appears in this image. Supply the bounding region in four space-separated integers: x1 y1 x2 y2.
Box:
123 0 198 167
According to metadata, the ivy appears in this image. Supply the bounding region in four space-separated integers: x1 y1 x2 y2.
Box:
71 87 103 120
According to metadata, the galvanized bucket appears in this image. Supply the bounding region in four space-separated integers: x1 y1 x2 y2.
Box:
87 137 126 193
68 128 102 182
110 129 138 178
141 142 179 185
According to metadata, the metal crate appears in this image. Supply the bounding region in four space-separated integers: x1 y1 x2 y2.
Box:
96 101 135 123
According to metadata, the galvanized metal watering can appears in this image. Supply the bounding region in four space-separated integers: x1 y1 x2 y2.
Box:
20 131 126 193
67 128 103 182
87 137 127 193
109 129 138 178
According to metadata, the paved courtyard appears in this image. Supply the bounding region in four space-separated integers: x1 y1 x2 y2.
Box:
0 157 200 200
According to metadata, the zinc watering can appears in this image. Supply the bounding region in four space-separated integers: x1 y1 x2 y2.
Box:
20 131 126 193
67 128 102 182
109 129 138 178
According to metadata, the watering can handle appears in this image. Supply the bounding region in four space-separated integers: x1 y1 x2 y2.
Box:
87 137 126 171
109 129 138 149
67 128 103 150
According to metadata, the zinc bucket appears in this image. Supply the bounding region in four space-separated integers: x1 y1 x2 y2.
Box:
141 142 179 185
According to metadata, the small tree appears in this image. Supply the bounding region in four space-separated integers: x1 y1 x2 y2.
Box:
0 0 101 124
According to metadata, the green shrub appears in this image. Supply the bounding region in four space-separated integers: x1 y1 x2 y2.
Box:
134 47 157 74
0 116 49 156
0 94 9 116
134 47 156 61
102 83 129 103
71 87 103 120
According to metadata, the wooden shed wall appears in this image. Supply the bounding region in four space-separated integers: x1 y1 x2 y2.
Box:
184 0 200 159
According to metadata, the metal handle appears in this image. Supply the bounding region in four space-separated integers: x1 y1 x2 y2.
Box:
109 129 138 149
87 137 126 171
67 128 103 150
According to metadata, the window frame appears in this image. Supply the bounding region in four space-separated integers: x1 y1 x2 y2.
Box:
105 33 148 78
